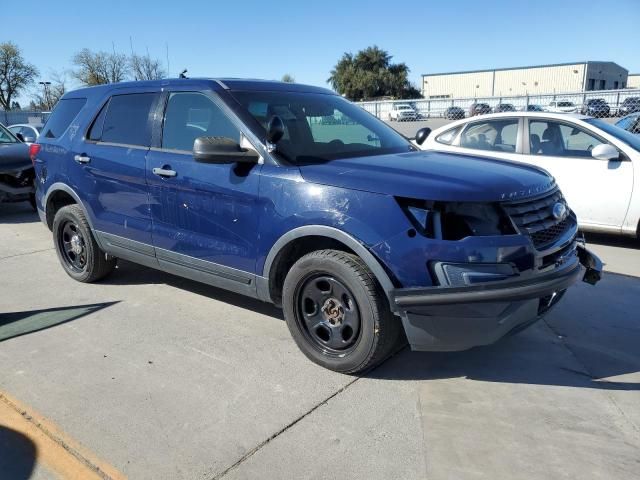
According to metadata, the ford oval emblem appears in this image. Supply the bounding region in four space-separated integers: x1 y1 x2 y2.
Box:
552 202 567 221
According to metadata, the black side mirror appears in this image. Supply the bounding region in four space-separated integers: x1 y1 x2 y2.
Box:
193 136 259 164
15 132 25 142
415 127 431 146
266 115 284 144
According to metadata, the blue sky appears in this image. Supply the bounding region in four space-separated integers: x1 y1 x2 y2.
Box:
5 0 640 105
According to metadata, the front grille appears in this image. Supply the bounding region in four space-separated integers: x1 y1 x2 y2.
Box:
501 188 575 250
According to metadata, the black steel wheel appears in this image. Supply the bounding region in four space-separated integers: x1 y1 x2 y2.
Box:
283 249 403 374
53 204 117 282
58 219 88 273
295 274 361 355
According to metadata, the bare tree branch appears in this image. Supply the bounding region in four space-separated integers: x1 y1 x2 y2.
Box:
72 48 129 86
0 42 39 110
130 53 165 81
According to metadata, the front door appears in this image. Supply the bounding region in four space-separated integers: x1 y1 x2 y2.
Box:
146 90 262 294
525 119 633 229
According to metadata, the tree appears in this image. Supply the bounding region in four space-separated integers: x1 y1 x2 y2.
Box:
31 71 67 110
281 74 295 83
328 46 421 101
72 48 128 86
130 53 165 81
0 42 39 110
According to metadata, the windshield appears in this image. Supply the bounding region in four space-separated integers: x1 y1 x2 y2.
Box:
558 102 574 107
586 118 640 150
0 123 19 144
229 91 412 163
398 105 411 110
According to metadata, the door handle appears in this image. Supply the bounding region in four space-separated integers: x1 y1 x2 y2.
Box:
74 154 91 164
152 167 177 178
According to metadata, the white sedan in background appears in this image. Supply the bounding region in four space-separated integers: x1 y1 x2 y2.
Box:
420 112 640 238
546 101 579 113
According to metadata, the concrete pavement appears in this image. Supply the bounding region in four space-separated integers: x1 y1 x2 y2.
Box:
1 202 639 479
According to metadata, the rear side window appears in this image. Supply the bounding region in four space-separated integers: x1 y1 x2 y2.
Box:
98 93 158 146
42 98 86 139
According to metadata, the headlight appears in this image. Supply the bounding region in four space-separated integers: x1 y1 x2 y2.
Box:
432 262 518 286
397 198 515 240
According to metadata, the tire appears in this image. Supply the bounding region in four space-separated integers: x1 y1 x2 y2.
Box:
282 249 402 374
52 204 117 282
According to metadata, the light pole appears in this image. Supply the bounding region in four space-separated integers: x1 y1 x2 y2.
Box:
39 81 52 110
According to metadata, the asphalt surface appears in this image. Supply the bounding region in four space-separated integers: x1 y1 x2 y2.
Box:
1 190 639 478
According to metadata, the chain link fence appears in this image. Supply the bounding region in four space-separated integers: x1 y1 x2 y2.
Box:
359 88 640 121
0 110 50 127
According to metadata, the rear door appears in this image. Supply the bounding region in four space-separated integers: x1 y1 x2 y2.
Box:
74 88 161 259
523 118 633 228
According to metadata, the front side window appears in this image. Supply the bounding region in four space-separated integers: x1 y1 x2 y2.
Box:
229 91 411 163
162 92 240 151
42 98 86 139
459 119 518 152
98 93 158 146
529 120 604 157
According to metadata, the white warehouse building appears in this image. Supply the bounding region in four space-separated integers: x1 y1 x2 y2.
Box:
628 74 640 89
421 61 629 99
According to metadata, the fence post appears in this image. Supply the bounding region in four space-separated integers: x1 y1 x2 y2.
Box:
616 91 620 114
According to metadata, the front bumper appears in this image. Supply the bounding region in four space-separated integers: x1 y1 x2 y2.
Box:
390 246 602 351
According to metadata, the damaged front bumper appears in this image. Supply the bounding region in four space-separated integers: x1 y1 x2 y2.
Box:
390 245 602 351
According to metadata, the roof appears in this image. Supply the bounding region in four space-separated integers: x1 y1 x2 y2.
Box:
63 78 335 99
422 61 627 78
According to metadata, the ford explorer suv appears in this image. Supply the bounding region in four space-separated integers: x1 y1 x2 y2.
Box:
33 79 602 374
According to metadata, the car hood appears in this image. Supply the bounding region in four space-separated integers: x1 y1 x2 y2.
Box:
0 142 31 173
297 150 554 202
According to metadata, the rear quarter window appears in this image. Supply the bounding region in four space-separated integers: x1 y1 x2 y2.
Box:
436 126 461 145
42 98 87 139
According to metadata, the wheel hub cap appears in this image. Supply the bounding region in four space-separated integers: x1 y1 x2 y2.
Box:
70 235 84 255
321 298 345 326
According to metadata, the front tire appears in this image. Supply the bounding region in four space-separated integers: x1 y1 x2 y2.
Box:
53 204 117 282
283 250 402 374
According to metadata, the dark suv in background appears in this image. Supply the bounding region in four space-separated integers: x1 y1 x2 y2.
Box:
581 98 610 117
469 102 492 116
33 78 601 374
618 97 640 116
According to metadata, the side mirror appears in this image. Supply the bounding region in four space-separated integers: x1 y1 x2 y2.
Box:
23 136 36 143
591 144 619 161
193 136 259 164
266 115 284 144
415 127 431 146
15 132 25 142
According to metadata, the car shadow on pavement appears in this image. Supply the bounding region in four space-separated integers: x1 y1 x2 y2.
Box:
0 302 119 342
584 231 639 250
0 203 39 224
0 426 36 480
370 271 640 392
104 260 284 320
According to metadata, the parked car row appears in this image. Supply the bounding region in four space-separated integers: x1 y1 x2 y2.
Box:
433 97 640 120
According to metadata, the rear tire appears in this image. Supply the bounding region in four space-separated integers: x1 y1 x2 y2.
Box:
282 249 402 374
52 204 117 282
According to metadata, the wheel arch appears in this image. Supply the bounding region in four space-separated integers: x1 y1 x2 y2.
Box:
44 183 94 232
259 226 396 307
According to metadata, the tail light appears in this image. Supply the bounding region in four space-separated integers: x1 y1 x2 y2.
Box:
29 143 41 164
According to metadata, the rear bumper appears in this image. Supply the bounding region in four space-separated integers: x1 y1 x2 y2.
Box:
390 246 601 351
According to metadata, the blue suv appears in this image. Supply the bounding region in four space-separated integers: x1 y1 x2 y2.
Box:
33 78 601 373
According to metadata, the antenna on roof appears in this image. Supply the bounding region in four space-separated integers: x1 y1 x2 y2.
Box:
179 69 188 79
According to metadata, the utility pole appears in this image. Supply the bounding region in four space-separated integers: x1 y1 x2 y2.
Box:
39 81 52 110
